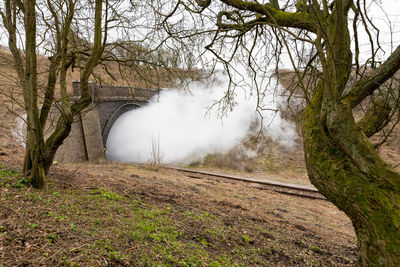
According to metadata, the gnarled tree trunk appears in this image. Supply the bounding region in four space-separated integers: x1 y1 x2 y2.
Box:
172 0 400 265
302 95 400 266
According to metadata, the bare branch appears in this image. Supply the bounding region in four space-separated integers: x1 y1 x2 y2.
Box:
343 45 400 108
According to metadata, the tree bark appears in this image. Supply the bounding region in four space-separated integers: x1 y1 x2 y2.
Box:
302 93 400 266
22 0 47 188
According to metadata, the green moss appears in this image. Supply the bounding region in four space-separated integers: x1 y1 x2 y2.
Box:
302 97 400 264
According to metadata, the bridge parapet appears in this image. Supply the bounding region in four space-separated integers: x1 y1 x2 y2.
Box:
72 81 160 102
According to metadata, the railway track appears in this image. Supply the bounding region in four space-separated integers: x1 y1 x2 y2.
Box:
165 166 326 200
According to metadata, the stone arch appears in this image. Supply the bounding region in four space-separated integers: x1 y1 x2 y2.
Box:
55 82 160 163
101 102 142 147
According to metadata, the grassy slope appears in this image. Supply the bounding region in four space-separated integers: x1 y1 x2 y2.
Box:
0 162 358 266
1 164 267 266
0 47 368 266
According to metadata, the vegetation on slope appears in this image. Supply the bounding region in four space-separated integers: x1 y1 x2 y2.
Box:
0 162 357 266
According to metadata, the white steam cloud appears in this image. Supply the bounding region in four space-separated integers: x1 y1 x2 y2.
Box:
106 73 297 164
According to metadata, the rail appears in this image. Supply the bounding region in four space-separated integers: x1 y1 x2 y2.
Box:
165 166 326 200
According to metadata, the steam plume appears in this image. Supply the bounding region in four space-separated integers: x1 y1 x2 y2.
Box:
106 73 297 164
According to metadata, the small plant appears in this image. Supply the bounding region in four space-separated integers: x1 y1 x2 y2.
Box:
210 255 233 266
0 165 20 179
90 188 124 201
146 132 163 170
25 223 39 229
199 238 215 248
108 251 126 263
31 194 43 201
102 191 122 201
0 164 23 187
95 239 114 253
14 177 29 189
241 234 253 244
310 245 321 253
46 233 58 243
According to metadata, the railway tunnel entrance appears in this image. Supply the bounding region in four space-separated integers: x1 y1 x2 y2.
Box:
53 82 159 163
100 102 141 147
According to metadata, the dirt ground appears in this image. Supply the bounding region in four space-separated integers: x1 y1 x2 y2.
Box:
61 160 359 258
0 104 360 265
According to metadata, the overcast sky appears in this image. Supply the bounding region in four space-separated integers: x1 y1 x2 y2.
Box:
354 0 400 58
0 1 399 65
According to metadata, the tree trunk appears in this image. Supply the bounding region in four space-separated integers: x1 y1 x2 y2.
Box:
23 0 46 189
42 115 73 174
23 126 45 188
302 101 400 266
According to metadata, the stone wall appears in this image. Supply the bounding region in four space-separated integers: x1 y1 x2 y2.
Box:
52 82 159 162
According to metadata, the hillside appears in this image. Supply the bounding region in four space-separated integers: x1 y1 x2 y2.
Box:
0 160 359 266
0 47 398 266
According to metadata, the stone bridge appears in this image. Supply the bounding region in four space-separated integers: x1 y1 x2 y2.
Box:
54 82 159 162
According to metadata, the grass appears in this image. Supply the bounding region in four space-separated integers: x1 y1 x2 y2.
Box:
0 163 281 266
0 162 358 266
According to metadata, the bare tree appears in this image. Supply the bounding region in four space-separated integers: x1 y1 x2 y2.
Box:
0 0 197 189
0 0 106 188
157 0 400 265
